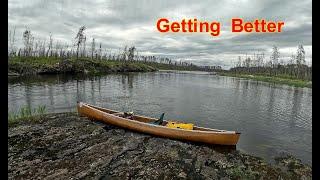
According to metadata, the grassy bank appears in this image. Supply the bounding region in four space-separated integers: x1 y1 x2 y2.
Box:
8 105 47 127
145 62 203 71
8 56 205 76
218 72 311 88
8 56 157 75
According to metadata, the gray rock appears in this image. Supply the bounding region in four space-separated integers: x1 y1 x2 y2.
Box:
8 113 312 180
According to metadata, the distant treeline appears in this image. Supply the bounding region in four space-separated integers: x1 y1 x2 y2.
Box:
8 26 204 71
229 45 311 81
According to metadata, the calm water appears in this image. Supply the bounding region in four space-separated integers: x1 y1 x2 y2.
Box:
8 72 312 165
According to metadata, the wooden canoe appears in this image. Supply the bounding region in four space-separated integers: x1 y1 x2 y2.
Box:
77 102 241 145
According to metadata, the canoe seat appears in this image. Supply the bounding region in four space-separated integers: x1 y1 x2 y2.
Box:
113 112 134 120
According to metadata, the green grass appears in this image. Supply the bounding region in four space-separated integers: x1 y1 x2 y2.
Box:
8 105 47 126
219 72 311 88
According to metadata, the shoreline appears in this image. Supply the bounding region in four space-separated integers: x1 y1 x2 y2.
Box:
218 72 312 88
8 57 205 76
158 69 217 75
8 57 157 76
8 112 312 179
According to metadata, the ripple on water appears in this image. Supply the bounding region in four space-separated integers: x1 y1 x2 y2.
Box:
8 73 312 165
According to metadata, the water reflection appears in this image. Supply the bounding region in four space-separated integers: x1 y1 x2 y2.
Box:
290 88 302 128
8 73 312 165
267 86 275 118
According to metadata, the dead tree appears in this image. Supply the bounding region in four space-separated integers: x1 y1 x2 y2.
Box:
23 29 32 56
46 33 53 57
99 43 102 60
91 38 95 59
128 46 135 61
8 26 16 57
75 26 86 59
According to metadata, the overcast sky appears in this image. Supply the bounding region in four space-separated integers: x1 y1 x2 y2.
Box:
8 0 312 69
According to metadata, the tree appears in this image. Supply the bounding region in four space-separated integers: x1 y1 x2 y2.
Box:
244 57 251 68
122 46 128 61
99 43 102 60
237 56 242 67
46 33 53 57
296 44 305 65
256 52 264 67
8 26 16 57
289 54 295 65
91 38 95 59
82 36 87 57
296 44 306 79
34 39 39 57
128 46 136 61
23 28 32 56
75 26 86 59
270 45 280 68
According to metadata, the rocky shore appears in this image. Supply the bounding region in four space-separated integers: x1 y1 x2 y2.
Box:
8 113 312 179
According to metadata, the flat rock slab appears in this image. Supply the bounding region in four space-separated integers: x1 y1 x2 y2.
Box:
8 113 312 179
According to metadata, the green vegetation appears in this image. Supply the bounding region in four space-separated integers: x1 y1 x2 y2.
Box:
8 56 207 75
231 45 311 81
8 56 158 75
222 45 312 88
144 61 203 71
8 105 47 126
219 72 311 88
8 26 207 76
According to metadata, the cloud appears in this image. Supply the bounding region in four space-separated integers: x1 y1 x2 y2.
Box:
8 0 312 69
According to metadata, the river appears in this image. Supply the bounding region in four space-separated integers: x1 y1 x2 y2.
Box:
8 71 312 165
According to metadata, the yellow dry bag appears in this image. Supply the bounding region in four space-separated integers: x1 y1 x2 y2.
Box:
166 121 194 130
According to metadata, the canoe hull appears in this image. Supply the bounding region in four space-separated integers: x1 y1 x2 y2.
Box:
77 102 240 145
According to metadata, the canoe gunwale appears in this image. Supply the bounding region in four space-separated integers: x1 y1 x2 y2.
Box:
77 102 241 145
81 103 237 134
83 102 240 134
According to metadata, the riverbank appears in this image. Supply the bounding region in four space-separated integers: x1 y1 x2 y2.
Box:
8 113 311 179
159 69 215 75
8 57 205 76
8 57 157 76
218 72 312 88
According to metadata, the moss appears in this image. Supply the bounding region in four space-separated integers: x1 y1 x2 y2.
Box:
226 166 260 179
